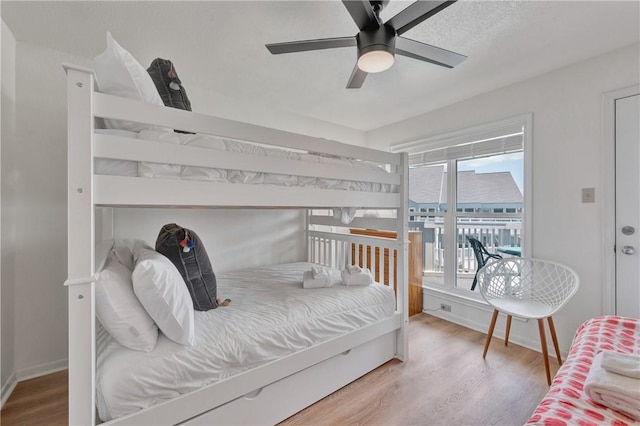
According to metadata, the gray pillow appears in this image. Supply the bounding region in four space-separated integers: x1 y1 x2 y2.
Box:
155 224 218 311
147 58 192 111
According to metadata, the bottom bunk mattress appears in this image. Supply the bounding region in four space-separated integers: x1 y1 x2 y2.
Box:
96 262 396 421
526 315 640 426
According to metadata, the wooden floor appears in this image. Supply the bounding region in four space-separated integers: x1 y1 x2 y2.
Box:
283 314 558 425
1 314 558 425
1 370 68 425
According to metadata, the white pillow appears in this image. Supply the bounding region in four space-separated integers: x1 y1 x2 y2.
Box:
132 246 195 346
111 239 134 271
93 32 164 132
95 255 158 352
132 239 153 264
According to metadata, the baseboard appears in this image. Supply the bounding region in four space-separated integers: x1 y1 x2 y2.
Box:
1 371 17 408
422 288 570 359
427 309 542 351
16 358 68 382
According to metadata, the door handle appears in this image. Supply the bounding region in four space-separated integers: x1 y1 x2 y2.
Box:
621 246 635 255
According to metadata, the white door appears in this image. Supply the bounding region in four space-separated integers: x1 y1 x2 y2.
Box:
615 93 640 318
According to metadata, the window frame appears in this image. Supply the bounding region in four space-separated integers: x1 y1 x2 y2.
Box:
391 114 533 295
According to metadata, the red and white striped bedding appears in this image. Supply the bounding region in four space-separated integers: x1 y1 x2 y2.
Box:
526 315 639 426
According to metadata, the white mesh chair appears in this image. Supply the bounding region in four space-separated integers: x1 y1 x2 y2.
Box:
477 258 579 385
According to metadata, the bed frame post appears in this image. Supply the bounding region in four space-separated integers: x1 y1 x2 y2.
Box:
63 65 96 426
397 152 410 361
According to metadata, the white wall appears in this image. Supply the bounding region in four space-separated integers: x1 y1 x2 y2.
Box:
187 84 366 147
367 43 640 352
8 41 90 380
1 18 17 404
113 208 306 273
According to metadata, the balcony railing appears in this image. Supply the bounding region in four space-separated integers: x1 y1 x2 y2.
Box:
414 219 521 280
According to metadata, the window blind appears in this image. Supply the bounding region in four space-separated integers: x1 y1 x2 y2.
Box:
389 116 526 167
407 133 523 166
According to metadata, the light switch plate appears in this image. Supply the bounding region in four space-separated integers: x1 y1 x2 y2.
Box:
582 188 595 203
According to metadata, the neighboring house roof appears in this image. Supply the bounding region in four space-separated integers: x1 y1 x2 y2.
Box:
408 165 446 205
456 170 523 204
409 166 523 205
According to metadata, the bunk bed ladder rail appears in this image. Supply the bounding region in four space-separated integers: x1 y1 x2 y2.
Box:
63 64 97 426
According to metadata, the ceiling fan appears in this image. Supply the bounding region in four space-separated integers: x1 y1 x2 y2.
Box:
266 0 467 89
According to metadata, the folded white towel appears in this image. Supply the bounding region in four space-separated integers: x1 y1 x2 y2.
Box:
585 351 640 421
346 265 362 274
341 265 373 286
303 269 342 289
311 266 328 279
601 351 640 379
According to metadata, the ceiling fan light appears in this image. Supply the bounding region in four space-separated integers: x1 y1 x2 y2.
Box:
357 49 395 73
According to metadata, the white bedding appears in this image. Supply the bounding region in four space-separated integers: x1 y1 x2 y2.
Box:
96 262 395 421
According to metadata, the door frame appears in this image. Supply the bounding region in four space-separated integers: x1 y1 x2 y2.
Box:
602 84 640 315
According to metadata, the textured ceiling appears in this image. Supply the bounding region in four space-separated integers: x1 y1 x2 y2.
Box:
2 1 639 132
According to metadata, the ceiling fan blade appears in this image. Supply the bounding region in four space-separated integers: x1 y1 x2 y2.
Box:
386 0 456 36
266 37 356 54
396 36 466 68
346 63 368 88
342 0 380 31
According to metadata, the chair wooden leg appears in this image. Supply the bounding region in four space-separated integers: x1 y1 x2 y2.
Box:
538 318 551 385
504 315 512 346
483 309 499 358
547 316 562 365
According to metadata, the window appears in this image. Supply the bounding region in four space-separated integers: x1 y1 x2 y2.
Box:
454 152 524 290
391 115 531 295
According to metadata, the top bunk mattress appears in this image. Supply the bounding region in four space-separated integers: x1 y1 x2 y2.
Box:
94 129 397 193
96 262 396 421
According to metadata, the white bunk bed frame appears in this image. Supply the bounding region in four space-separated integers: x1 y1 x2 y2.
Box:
64 64 409 425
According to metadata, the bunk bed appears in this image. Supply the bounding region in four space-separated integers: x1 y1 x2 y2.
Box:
63 63 409 425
